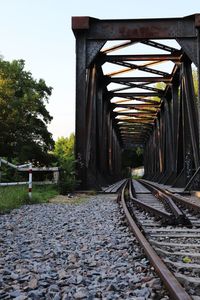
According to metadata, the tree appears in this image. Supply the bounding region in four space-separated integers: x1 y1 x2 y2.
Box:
53 134 77 193
122 147 144 169
0 58 54 165
53 134 74 163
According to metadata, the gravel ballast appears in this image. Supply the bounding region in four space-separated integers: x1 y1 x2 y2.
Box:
0 194 169 299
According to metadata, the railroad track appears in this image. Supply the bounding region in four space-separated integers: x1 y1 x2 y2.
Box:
116 179 200 300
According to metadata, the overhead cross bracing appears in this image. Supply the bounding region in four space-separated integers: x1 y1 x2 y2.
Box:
72 14 200 190
101 39 181 148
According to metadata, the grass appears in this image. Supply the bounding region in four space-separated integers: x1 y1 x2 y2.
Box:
132 175 143 180
0 185 59 214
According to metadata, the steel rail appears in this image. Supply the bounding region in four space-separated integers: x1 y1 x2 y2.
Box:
170 193 200 212
141 179 200 213
103 179 127 193
120 182 192 300
139 180 191 226
129 180 174 221
127 180 173 223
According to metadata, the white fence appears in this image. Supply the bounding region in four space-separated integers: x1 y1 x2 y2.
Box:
0 158 32 199
0 158 59 199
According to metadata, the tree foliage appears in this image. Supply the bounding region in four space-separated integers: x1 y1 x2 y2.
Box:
53 134 77 193
0 58 54 165
122 147 144 176
53 134 74 163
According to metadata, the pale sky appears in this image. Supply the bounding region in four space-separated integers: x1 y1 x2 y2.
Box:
0 0 200 140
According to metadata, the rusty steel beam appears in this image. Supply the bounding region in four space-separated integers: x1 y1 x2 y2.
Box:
112 98 161 104
113 92 161 97
121 133 147 136
120 128 151 134
141 40 179 52
122 137 145 141
117 112 157 117
114 103 160 109
109 61 170 77
119 123 154 128
110 77 172 83
119 132 149 139
102 40 136 54
120 130 149 135
116 109 158 114
121 136 148 140
104 54 182 62
110 85 162 94
120 126 151 135
115 105 159 109
183 60 200 168
111 82 163 92
119 119 155 123
72 15 200 40
120 131 152 136
122 136 145 139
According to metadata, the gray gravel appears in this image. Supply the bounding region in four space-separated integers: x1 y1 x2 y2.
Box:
0 194 169 299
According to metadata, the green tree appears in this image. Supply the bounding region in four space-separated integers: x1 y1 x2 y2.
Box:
122 147 143 169
0 58 54 165
152 81 166 102
53 134 77 193
53 134 74 163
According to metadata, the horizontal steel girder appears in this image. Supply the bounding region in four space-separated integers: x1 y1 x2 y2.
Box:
72 14 200 39
113 92 161 97
109 77 172 83
104 54 182 62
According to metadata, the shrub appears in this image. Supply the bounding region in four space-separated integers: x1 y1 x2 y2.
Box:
58 156 77 194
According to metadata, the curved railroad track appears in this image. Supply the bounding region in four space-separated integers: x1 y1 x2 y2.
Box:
118 179 200 300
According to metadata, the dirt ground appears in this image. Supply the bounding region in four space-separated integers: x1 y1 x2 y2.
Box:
48 193 91 205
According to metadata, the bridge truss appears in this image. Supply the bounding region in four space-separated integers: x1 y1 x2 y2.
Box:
72 14 200 190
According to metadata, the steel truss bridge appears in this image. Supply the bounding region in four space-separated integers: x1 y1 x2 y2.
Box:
72 14 200 190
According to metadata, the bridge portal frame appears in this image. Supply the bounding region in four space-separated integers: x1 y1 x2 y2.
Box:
72 14 200 190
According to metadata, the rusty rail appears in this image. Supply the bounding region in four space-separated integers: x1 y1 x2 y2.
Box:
139 180 191 226
128 180 173 224
140 179 200 213
120 182 192 300
103 179 127 193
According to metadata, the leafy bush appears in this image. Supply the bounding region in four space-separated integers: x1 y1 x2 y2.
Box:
53 134 78 194
58 156 77 194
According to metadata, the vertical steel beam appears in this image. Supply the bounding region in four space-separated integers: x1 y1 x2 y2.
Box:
75 33 87 189
171 80 180 175
165 98 174 174
85 66 96 169
197 27 200 153
183 60 200 169
156 118 163 174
